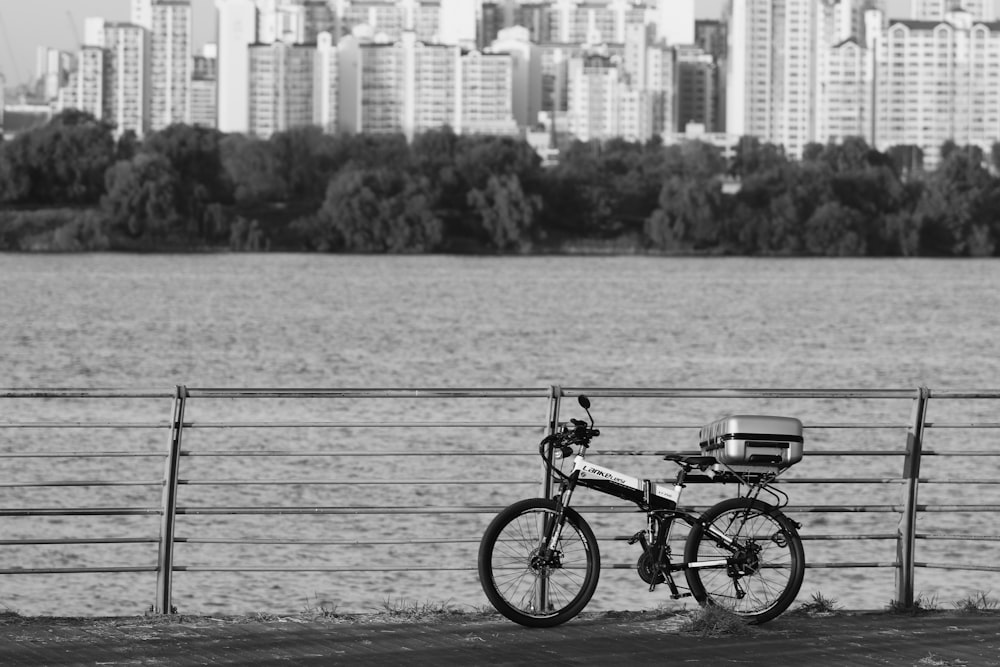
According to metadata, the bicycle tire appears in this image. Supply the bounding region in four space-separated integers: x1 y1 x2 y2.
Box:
478 497 600 628
683 497 804 624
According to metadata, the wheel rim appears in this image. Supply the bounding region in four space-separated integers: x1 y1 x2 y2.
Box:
691 508 797 617
488 507 593 618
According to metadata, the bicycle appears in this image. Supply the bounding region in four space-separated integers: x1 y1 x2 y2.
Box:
478 395 806 628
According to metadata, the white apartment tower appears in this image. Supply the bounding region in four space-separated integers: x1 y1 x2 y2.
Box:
726 0 821 158
131 0 153 29
149 0 193 131
216 0 257 133
258 0 337 44
248 41 317 138
405 33 459 139
815 0 870 143
102 22 150 137
869 9 1000 168
459 50 519 135
60 47 105 122
315 32 339 133
489 26 543 129
911 0 996 21
566 53 622 142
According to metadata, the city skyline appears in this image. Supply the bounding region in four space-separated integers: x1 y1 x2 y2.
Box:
7 0 737 88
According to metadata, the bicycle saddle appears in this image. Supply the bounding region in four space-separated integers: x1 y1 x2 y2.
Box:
664 454 717 468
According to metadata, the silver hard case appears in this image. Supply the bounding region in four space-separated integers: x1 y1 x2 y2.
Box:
698 415 804 471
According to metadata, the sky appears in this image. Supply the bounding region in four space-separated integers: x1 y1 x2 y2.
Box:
0 0 915 89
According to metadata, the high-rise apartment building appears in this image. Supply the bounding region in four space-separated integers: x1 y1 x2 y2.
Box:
102 22 150 137
868 8 1000 168
258 0 337 44
131 0 153 29
622 22 674 136
489 26 543 129
315 32 340 133
149 0 193 131
566 53 622 142
249 41 317 138
564 46 657 143
336 0 427 40
459 49 519 135
338 36 405 134
676 46 716 132
337 29 516 139
726 0 821 159
191 45 218 128
36 48 74 102
819 37 867 144
911 0 996 21
60 47 105 122
57 20 147 139
216 0 257 132
408 35 459 137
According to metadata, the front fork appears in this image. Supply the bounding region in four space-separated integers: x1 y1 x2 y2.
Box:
542 477 578 554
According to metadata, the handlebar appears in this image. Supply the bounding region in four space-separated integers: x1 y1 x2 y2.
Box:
539 421 600 459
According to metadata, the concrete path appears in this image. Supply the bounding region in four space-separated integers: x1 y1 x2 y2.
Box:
1 609 998 666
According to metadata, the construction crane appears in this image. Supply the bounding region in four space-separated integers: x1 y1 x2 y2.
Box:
66 11 82 48
0 8 26 85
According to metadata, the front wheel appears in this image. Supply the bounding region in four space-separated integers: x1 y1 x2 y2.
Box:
683 497 804 624
478 498 600 627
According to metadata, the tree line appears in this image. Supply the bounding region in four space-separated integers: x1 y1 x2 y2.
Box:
2 109 999 256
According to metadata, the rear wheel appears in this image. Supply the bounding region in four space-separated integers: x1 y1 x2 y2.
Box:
683 497 804 624
478 498 600 628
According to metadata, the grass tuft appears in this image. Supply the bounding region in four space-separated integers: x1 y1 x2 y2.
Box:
886 593 939 615
374 597 492 623
301 595 342 620
954 591 999 614
679 605 752 637
792 591 841 616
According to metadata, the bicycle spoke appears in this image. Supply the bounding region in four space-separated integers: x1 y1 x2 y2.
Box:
479 500 600 625
685 501 804 622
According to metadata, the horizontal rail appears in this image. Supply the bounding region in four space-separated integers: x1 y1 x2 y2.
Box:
917 563 1000 572
0 538 157 545
0 509 161 516
2 385 999 616
0 481 161 487
0 567 157 575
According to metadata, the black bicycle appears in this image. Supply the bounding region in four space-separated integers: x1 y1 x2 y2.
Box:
478 395 806 628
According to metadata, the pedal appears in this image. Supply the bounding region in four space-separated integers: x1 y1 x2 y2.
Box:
627 531 644 545
671 593 692 600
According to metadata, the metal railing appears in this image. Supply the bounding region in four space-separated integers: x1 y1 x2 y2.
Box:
0 385 998 615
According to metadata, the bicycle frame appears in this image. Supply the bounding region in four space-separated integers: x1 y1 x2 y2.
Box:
547 448 769 596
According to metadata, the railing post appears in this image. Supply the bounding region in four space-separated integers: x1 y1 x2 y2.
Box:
896 385 929 608
155 385 187 614
542 385 563 499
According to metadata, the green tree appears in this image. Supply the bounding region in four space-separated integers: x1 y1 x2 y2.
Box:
316 167 443 252
101 153 184 242
888 144 924 180
645 174 724 251
221 134 286 205
914 146 993 255
467 174 540 252
803 201 867 256
142 124 232 238
0 109 116 205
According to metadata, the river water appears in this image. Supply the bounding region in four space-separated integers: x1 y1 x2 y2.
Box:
1 254 999 617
